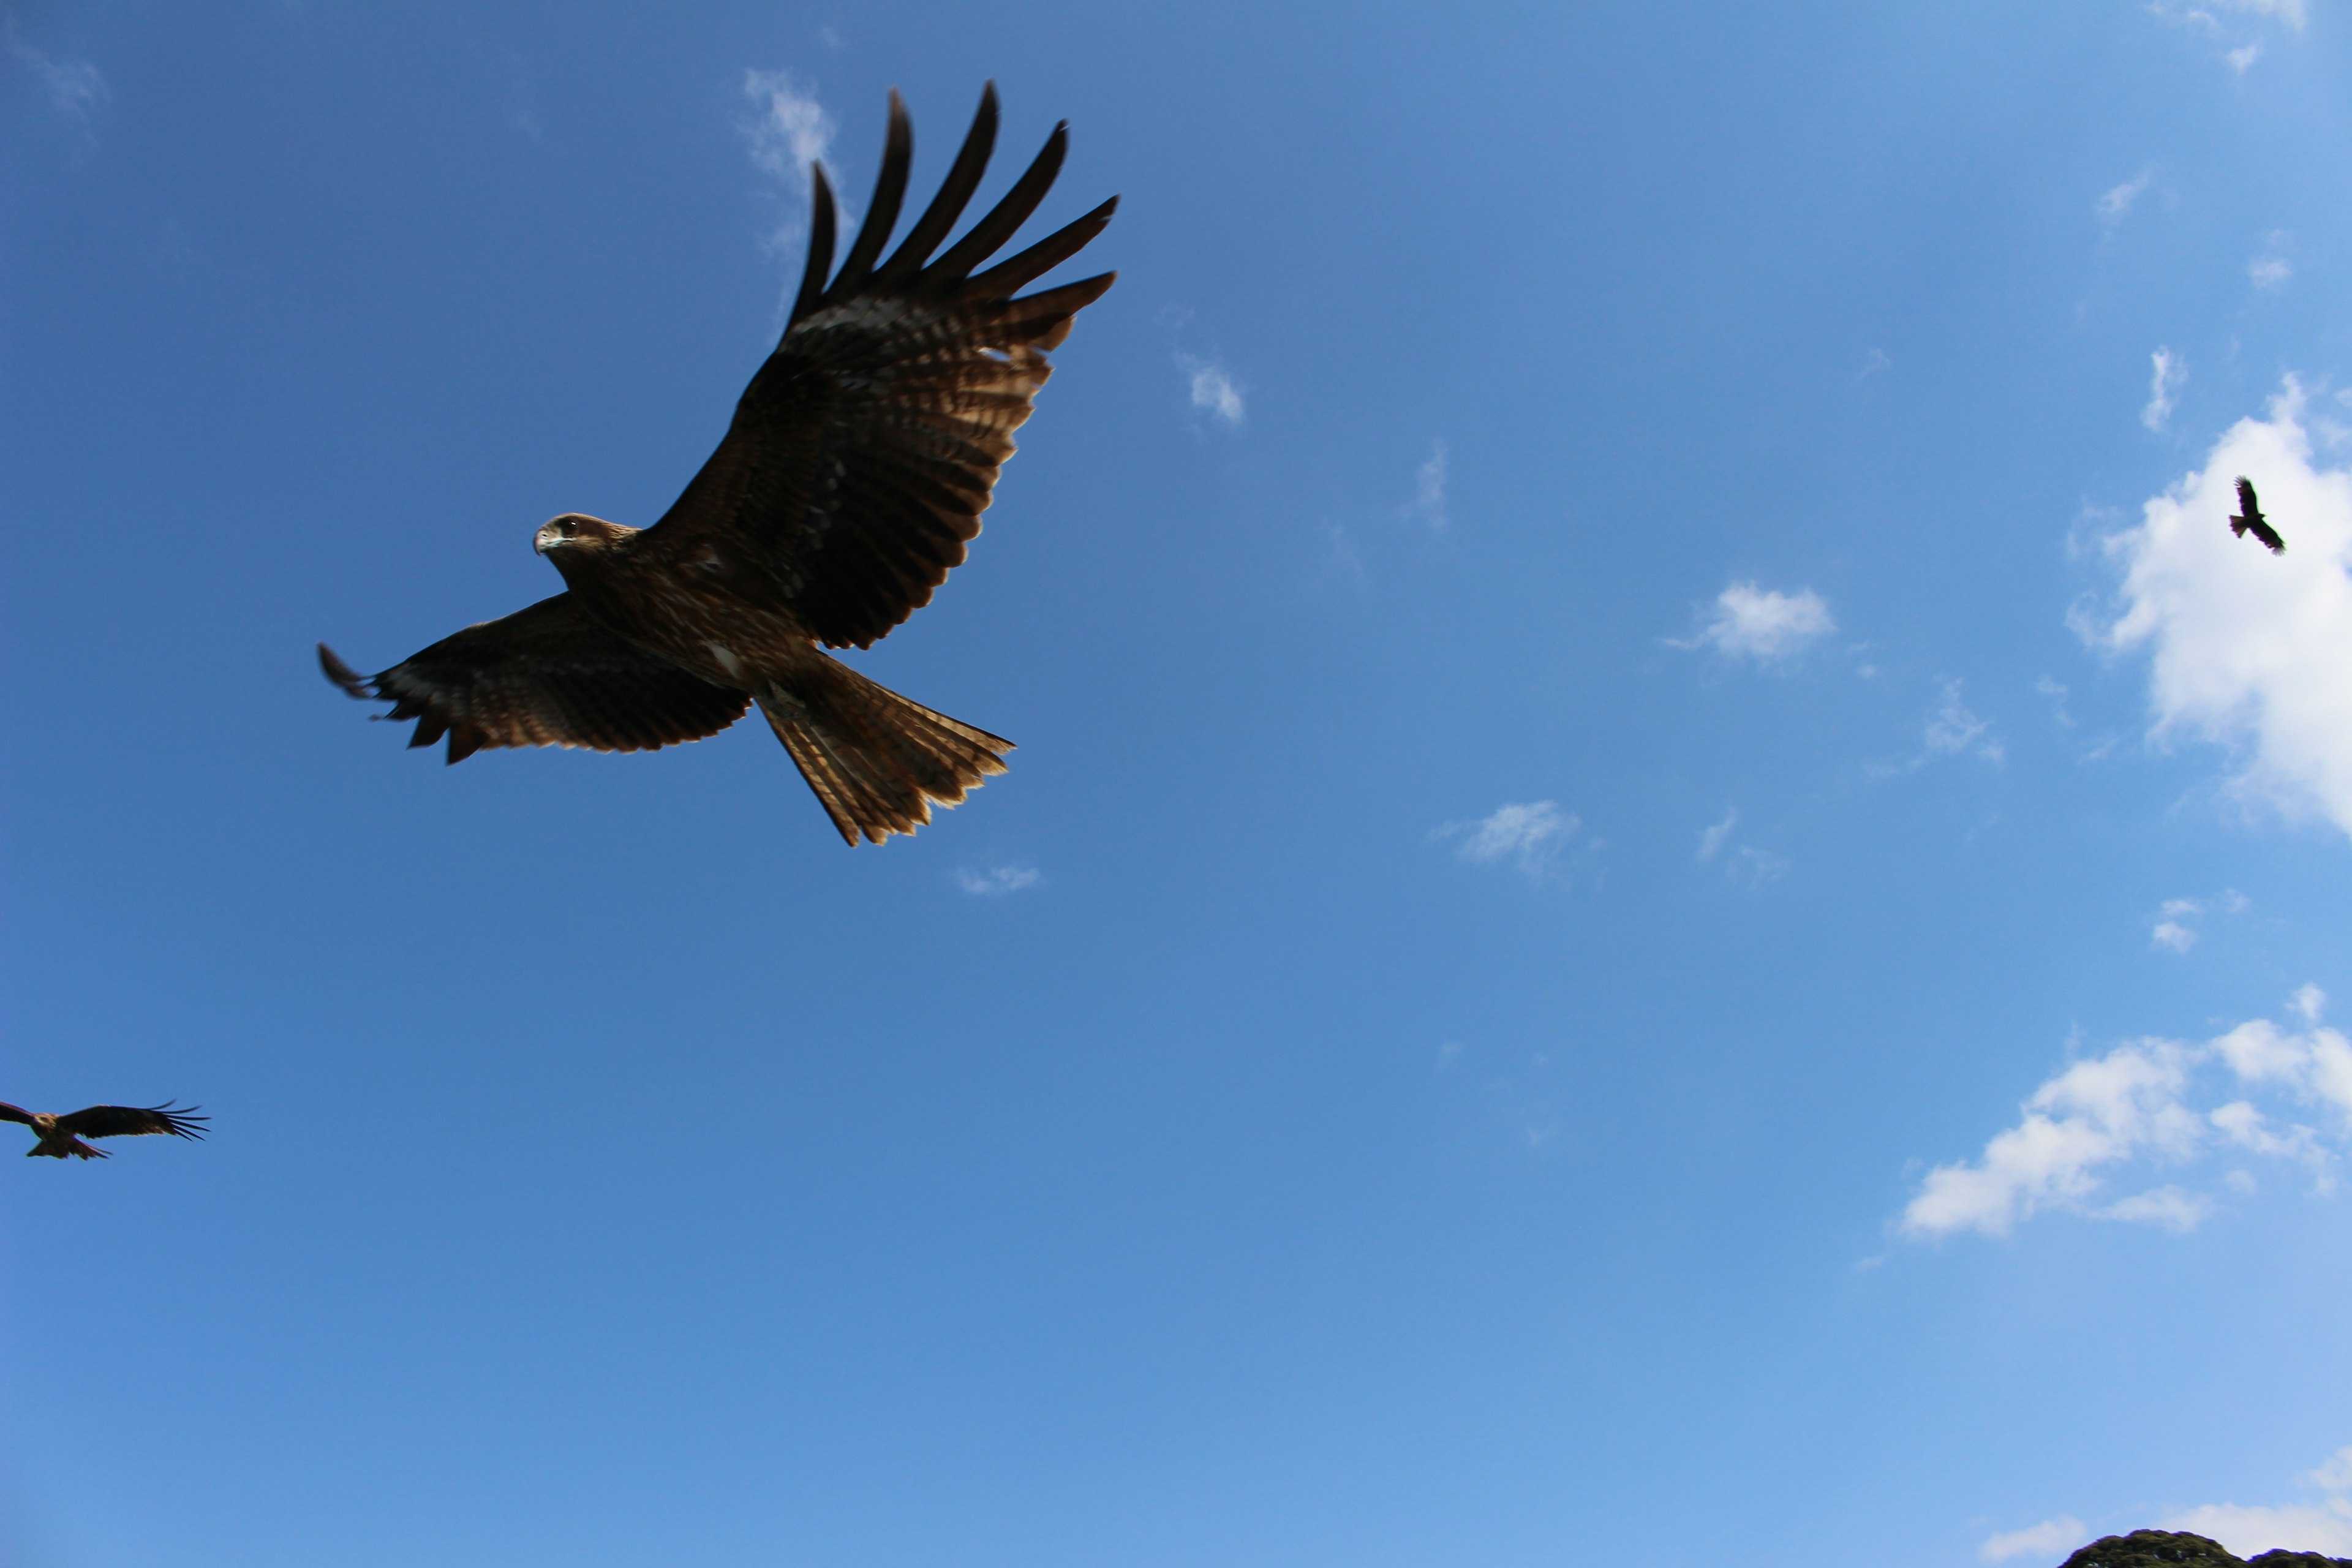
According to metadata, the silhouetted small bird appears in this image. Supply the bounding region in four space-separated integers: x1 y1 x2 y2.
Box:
2230 477 2285 554
0 1101 207 1160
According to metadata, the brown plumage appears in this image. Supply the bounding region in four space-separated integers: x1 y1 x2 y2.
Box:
319 84 1116 844
1 1101 207 1161
2230 476 2285 554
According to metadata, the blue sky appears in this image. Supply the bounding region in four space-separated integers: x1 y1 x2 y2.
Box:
6 2 2352 1564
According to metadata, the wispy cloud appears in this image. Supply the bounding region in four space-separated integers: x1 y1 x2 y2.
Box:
1672 582 1834 662
2082 378 2352 839
1177 353 1245 426
1856 347 1892 382
1925 679 2004 764
1697 809 1738 862
1695 808 1787 884
1900 987 2350 1239
739 69 850 277
954 864 1040 896
2152 898 2202 953
2229 40 2265 72
2096 167 2155 228
742 69 835 184
7 24 107 123
2143 347 2185 431
2250 233 2293 291
1978 1517 2087 1564
1409 440 1448 529
2163 1446 2352 1559
1435 801 1580 879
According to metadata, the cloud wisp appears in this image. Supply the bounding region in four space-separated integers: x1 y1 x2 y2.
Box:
1900 987 2350 1240
954 864 1041 896
1435 801 1581 880
2095 168 2155 230
7 24 107 123
2143 348 2186 431
2082 378 2352 839
1694 809 1787 886
1978 1517 2088 1564
1671 582 1834 663
1409 441 1448 529
2163 1445 2352 1559
739 69 852 282
1177 354 1246 426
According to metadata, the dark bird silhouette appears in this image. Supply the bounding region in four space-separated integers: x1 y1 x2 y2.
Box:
320 85 1117 844
1 1101 207 1160
2230 477 2285 554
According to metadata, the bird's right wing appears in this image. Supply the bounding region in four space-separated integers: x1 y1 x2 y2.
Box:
641 85 1117 650
0 1102 36 1128
54 1102 208 1140
320 592 752 763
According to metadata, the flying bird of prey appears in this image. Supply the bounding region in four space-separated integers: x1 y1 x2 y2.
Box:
2230 476 2285 554
320 85 1116 844
1 1101 207 1161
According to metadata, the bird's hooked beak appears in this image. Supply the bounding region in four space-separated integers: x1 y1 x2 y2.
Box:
533 523 561 556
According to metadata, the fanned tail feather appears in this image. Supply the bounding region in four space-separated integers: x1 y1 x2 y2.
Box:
758 656 1011 845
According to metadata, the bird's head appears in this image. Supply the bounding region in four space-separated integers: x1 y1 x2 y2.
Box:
534 513 635 564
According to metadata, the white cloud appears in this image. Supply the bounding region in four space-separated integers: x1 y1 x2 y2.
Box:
1410 441 1448 529
2250 235 2293 291
1727 845 1790 886
1697 809 1738 862
2228 40 2266 71
2170 1504 2352 1557
1979 1516 2087 1564
2218 0 2306 29
1901 989 2350 1238
1857 347 1892 381
2097 168 2155 228
1177 354 1245 426
741 69 835 184
2154 897 2203 951
954 864 1040 896
1675 582 1834 662
2162 1447 2352 1559
7 24 107 122
1925 679 2005 764
2143 347 2186 431
1901 1038 2203 1238
2083 378 2352 838
1437 801 1578 878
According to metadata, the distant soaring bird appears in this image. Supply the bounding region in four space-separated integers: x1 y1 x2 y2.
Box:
2229 477 2285 554
1 1101 207 1161
320 85 1116 844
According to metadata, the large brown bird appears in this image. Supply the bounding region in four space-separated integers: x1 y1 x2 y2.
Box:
1 1101 207 1161
2230 476 2285 554
320 85 1115 844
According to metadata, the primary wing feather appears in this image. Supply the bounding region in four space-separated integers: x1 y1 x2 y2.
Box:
320 593 751 763
56 1102 208 1140
0 1102 36 1127
643 83 1117 649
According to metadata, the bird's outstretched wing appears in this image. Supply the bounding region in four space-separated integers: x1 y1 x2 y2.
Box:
0 1102 36 1128
642 84 1118 649
2230 476 2285 554
53 1102 208 1140
320 593 752 763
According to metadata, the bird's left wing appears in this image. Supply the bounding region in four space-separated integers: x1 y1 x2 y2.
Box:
641 85 1116 650
321 592 752 763
55 1102 208 1140
0 1102 36 1128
